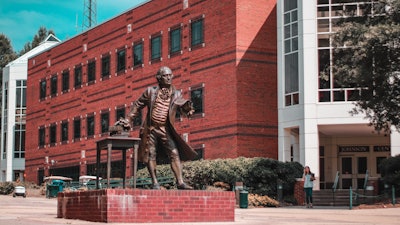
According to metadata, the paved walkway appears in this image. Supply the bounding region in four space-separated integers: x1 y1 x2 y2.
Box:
0 195 399 225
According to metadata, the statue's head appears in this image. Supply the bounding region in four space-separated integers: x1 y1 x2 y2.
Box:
156 66 173 88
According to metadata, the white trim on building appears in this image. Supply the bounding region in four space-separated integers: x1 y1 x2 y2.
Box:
0 35 60 181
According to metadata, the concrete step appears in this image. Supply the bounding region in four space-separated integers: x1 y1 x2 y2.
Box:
313 189 353 206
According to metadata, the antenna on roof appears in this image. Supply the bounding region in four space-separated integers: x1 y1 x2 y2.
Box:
82 0 97 31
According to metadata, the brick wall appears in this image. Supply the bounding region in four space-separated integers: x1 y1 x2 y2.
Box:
58 189 235 223
26 0 278 183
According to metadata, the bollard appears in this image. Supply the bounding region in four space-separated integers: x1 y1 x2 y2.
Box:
392 185 396 206
277 180 283 202
239 190 248 208
349 186 352 210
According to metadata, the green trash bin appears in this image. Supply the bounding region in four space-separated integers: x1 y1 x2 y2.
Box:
46 185 59 198
239 190 248 208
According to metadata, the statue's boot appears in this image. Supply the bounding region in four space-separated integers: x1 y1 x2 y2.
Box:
147 160 160 190
171 157 193 190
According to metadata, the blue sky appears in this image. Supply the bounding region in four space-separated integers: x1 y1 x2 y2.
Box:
0 0 147 52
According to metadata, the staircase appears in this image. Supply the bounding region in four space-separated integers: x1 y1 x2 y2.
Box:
313 189 353 206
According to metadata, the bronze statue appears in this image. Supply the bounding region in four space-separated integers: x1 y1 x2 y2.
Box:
128 66 197 190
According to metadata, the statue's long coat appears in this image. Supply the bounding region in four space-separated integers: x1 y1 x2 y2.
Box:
130 85 197 163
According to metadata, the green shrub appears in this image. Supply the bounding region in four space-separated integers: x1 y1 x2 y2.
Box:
0 182 15 195
380 155 400 194
136 157 303 198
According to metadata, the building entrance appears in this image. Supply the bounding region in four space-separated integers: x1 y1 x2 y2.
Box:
338 145 390 189
339 155 368 189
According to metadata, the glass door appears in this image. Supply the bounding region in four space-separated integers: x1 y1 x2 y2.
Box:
340 156 368 189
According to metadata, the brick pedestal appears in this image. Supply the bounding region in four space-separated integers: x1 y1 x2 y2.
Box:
294 179 305 205
57 189 235 223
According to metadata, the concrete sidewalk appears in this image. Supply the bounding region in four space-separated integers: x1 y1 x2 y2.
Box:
0 195 399 225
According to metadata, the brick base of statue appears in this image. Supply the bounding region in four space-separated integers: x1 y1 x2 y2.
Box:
57 189 235 223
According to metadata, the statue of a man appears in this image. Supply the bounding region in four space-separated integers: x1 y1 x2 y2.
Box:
128 66 197 190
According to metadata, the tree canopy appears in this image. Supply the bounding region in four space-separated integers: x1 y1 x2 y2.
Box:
332 0 400 133
0 34 17 84
19 26 55 56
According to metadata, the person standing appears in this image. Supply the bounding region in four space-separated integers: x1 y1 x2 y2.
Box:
303 166 315 208
128 66 197 190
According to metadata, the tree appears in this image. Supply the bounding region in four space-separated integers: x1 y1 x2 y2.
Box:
332 0 400 133
0 33 17 84
19 26 55 56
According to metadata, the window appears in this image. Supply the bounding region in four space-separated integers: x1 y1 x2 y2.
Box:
133 42 143 66
62 70 69 92
151 35 162 61
74 66 82 88
133 110 142 126
191 18 204 47
283 1 299 106
357 157 368 174
87 114 95 137
14 124 25 158
115 107 125 121
50 75 57 96
61 121 68 143
191 87 204 115
193 147 204 161
376 157 386 174
87 60 96 83
15 80 26 124
39 126 45 148
116 48 126 73
169 26 181 54
73 118 81 140
50 124 57 145
40 79 46 99
101 54 110 78
15 80 26 108
101 112 109 134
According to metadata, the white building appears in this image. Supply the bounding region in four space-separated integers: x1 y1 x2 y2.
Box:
1 35 60 182
277 0 400 190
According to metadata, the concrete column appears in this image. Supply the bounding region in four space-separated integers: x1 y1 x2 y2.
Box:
390 128 400 156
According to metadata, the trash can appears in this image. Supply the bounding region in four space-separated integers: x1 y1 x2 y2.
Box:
239 190 248 208
46 180 64 198
52 180 64 192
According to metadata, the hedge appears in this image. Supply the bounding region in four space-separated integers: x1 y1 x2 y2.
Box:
136 157 303 197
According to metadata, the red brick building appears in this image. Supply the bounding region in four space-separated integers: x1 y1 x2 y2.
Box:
25 0 277 183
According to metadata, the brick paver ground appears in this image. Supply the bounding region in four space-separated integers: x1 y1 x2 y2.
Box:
0 195 399 225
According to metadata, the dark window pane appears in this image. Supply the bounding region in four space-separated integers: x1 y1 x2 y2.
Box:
40 80 46 99
342 157 352 175
319 49 330 89
376 157 386 174
87 115 95 137
333 90 345 101
133 110 142 126
74 119 81 139
50 124 57 144
191 88 203 114
285 52 299 93
357 157 367 174
16 87 21 107
87 61 96 83
62 70 69 92
191 19 203 47
170 28 181 54
151 36 161 60
116 108 125 121
101 55 110 77
61 122 68 142
284 0 297 12
101 112 109 133
74 66 82 87
117 49 126 72
39 127 45 146
50 76 57 96
133 43 143 66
